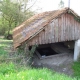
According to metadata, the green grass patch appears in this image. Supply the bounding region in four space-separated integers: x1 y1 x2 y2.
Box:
0 43 8 56
0 39 13 46
0 62 17 75
72 61 80 78
0 48 7 55
0 38 13 56
0 63 78 80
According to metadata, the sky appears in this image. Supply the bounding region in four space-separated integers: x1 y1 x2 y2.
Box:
30 0 80 15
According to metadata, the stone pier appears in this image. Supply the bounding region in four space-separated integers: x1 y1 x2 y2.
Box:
74 40 80 61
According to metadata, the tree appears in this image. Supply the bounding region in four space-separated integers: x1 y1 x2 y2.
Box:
0 0 34 39
58 0 64 8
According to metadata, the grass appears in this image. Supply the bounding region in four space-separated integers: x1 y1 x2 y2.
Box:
0 38 12 47
0 38 12 56
72 61 80 78
0 62 78 80
0 42 8 56
0 47 7 55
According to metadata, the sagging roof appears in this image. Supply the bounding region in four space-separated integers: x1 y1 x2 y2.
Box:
13 7 80 48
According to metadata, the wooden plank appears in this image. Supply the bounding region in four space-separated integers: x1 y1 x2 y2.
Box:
35 36 38 45
61 15 64 41
44 26 47 44
53 19 56 42
77 22 79 39
55 19 58 42
75 20 78 40
63 14 65 41
54 19 56 42
73 19 75 39
58 16 61 42
72 15 75 40
48 23 52 43
65 13 68 41
77 21 79 39
38 32 41 44
54 19 59 42
47 25 50 43
69 14 72 40
73 17 75 40
74 17 76 40
48 22 51 43
72 14 75 40
41 31 44 44
67 14 70 41
43 28 46 44
46 25 49 43
50 20 55 43
39 31 42 44
40 32 42 44
28 40 31 46
71 15 73 40
37 34 39 45
48 24 52 43
44 29 46 44
78 22 80 39
31 38 34 46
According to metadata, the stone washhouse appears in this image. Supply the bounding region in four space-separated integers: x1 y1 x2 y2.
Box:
13 8 80 61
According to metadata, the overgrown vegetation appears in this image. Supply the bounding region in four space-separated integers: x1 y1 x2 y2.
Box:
0 37 37 66
17 42 38 65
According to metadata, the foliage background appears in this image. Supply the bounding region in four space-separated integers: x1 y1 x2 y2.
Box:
0 0 35 36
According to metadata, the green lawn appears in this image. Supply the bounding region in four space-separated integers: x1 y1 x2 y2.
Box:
0 63 77 80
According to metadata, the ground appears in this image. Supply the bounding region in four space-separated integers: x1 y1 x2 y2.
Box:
32 50 74 76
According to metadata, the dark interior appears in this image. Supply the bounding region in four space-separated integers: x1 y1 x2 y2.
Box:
37 47 59 56
29 41 74 58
